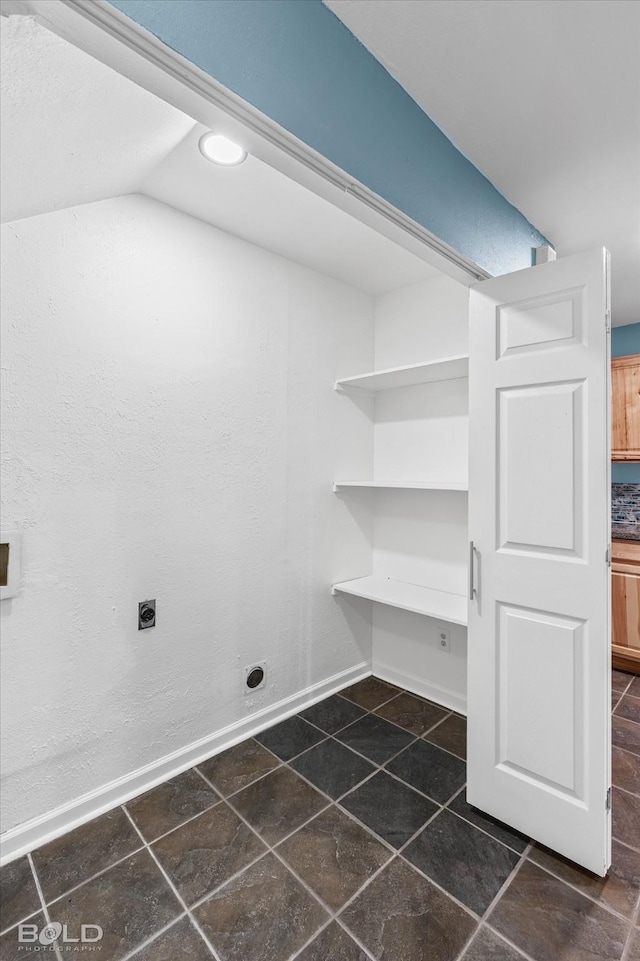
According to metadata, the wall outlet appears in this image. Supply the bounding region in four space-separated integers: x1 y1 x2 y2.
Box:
244 662 266 695
138 600 156 630
437 628 450 652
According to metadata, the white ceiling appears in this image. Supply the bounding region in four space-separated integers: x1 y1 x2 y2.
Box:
0 16 437 295
324 0 640 325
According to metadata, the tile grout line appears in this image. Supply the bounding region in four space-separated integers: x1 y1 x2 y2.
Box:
120 805 222 961
125 792 223 847
324 688 462 755
27 852 63 961
39 842 147 912
0 906 42 939
118 914 190 961
620 921 637 961
440 794 530 858
612 742 640 763
482 922 542 961
520 849 640 926
277 759 429 860
466 839 547 961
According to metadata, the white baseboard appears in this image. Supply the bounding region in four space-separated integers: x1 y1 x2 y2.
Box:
373 660 467 716
0 662 370 866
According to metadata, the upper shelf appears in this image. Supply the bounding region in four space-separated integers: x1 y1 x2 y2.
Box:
334 355 469 392
333 480 468 491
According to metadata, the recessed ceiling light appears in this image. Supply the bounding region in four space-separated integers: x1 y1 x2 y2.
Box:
198 133 247 166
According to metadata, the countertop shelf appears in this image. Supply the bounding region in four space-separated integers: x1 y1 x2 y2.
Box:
334 355 469 392
332 575 468 625
333 480 468 491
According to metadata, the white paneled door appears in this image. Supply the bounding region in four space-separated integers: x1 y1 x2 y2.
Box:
467 248 611 875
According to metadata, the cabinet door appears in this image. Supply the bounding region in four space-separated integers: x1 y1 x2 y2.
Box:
612 570 640 653
612 354 640 460
468 248 610 874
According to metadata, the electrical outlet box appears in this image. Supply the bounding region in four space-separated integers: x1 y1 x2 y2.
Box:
438 628 451 652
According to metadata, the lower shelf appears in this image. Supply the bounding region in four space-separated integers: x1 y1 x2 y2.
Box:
332 575 468 626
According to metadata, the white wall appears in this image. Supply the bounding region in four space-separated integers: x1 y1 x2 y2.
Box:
372 275 470 710
0 194 374 834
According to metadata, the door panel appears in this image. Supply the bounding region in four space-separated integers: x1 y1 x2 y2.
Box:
468 248 610 875
498 381 583 554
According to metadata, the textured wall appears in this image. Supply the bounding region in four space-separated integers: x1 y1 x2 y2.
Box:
0 194 373 832
107 0 548 275
371 276 469 707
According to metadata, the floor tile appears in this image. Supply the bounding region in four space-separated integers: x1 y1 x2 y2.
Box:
295 921 370 961
0 856 40 933
612 787 640 851
529 839 640 919
612 747 640 796
612 671 633 694
31 806 142 903
374 691 448 736
340 856 477 961
228 766 328 845
448 790 529 854
126 769 219 842
404 809 520 915
0 912 45 961
197 738 280 797
277 805 391 911
193 852 327 961
335 713 414 764
51 848 181 960
615 695 640 725
340 770 438 848
254 716 325 762
131 915 213 960
339 676 400 711
290 738 375 800
613 691 624 711
299 695 366 735
152 802 267 906
386 739 466 804
613 716 640 757
488 860 629 961
460 926 526 960
423 714 467 760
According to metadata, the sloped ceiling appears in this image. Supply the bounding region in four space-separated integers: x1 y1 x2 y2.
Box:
0 16 195 223
0 16 437 295
324 0 640 325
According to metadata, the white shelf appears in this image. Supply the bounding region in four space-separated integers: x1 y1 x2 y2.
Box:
335 355 469 392
332 575 468 625
333 480 468 491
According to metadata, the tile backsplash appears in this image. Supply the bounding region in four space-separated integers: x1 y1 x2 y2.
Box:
612 483 640 541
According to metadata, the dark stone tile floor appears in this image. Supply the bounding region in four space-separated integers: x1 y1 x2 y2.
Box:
1 672 639 961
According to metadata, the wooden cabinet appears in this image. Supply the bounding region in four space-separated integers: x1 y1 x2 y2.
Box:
612 354 640 461
612 538 640 673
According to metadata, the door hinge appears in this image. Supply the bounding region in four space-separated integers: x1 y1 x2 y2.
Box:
606 547 611 567
605 309 611 332
606 787 612 811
